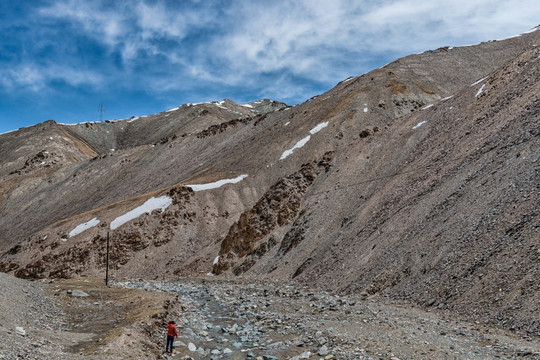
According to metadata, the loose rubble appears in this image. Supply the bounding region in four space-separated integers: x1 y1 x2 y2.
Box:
1 273 539 359
117 278 540 360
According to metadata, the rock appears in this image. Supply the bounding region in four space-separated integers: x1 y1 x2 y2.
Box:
292 351 312 359
15 327 26 336
263 355 279 360
318 345 329 356
188 342 197 351
70 290 89 297
223 348 233 354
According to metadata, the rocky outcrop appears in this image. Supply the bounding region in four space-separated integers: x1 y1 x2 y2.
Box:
213 152 333 275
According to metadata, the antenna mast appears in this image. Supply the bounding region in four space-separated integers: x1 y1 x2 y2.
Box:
99 103 104 122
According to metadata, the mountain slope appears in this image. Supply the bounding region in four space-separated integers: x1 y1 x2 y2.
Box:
0 27 538 335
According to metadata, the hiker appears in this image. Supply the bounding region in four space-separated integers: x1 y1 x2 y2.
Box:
165 320 178 355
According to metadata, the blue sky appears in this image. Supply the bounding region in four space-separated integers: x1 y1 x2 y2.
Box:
1 0 539 134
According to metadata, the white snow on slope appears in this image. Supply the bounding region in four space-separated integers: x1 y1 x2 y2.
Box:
475 84 486 97
69 217 100 238
166 106 181 112
280 136 311 160
213 256 220 265
309 121 329 134
471 77 487 86
441 96 454 101
280 122 329 160
412 121 427 129
422 104 434 110
187 175 248 191
495 26 539 41
242 103 254 108
213 100 228 110
110 196 172 230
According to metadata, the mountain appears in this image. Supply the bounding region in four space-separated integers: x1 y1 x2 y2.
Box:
1 27 539 335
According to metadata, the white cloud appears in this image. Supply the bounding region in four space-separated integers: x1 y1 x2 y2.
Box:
18 0 540 102
0 64 103 92
39 0 128 48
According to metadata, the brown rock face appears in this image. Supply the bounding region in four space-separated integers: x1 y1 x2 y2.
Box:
213 152 333 275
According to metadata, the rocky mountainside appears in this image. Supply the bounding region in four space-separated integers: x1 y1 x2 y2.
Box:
1 27 539 339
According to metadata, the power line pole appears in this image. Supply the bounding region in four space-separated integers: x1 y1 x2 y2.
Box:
105 231 110 287
99 103 104 122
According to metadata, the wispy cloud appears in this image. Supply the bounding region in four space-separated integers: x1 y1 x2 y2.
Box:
33 0 540 91
0 0 539 132
0 63 103 92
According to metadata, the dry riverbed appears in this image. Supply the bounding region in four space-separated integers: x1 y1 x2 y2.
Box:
1 273 539 359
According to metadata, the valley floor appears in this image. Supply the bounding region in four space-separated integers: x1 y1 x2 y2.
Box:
1 274 539 359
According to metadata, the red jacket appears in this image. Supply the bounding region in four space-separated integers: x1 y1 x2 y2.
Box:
167 323 178 337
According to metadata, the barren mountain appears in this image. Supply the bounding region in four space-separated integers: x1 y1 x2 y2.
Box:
1 26 539 343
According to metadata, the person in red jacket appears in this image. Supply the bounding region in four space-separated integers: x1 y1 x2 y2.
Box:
166 320 178 355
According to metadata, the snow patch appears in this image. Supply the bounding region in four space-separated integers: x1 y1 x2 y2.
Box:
441 96 454 101
471 77 487 86
187 175 248 192
69 217 100 238
242 103 254 108
364 107 368 113
166 106 180 112
284 121 290 126
110 196 172 230
127 116 140 123
309 121 329 135
495 26 539 41
412 121 427 129
475 84 486 97
422 104 434 110
213 256 220 265
280 121 329 160
280 136 311 160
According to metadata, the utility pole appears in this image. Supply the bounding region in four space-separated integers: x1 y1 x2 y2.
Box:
99 103 104 122
105 231 110 287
